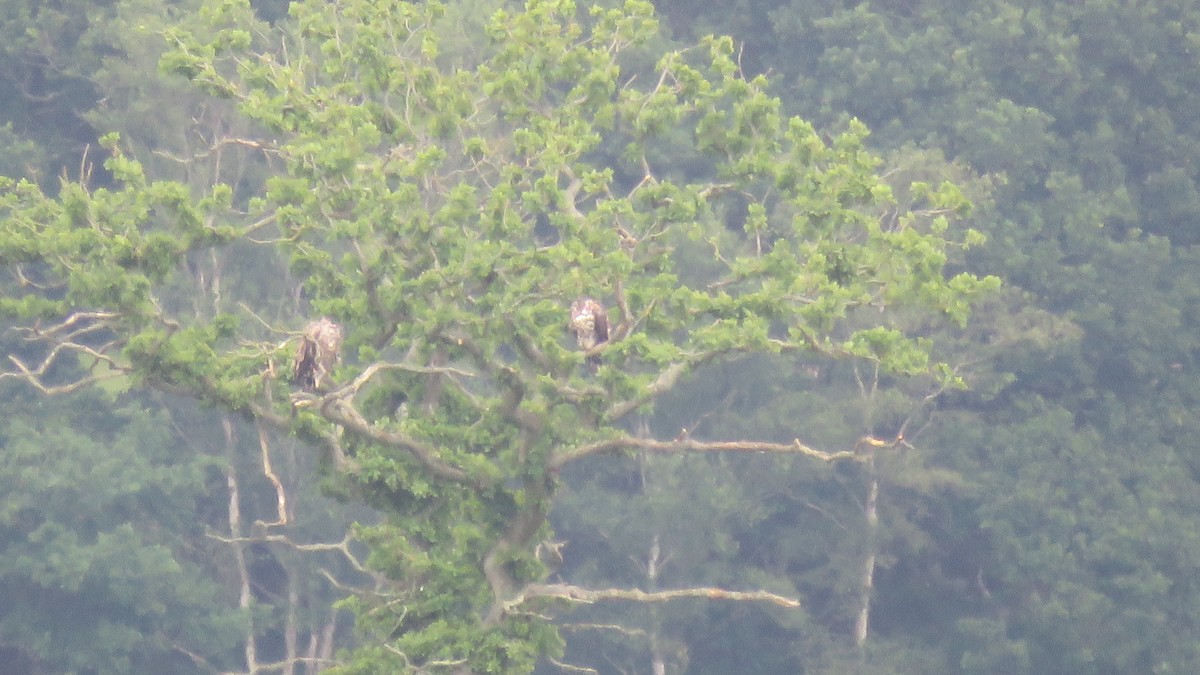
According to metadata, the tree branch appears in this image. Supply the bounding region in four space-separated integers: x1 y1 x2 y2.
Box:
0 311 129 394
313 397 476 485
553 435 861 469
505 583 800 613
206 531 382 584
254 417 288 527
604 361 691 422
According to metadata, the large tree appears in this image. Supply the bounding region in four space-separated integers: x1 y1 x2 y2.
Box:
0 0 995 671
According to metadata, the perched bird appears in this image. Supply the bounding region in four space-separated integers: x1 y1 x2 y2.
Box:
292 317 344 391
569 297 609 373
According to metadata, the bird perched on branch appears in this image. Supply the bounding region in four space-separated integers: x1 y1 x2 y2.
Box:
569 297 609 373
292 317 343 391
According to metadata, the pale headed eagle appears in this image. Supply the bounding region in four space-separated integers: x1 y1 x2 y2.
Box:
569 297 609 372
292 317 344 391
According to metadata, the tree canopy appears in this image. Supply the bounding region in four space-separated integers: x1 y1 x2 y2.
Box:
0 0 997 672
16 0 1200 673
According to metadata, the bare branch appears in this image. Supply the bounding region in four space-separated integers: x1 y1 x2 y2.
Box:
559 623 650 639
206 531 380 582
1 311 129 394
506 583 801 613
330 360 477 400
548 658 600 674
219 655 342 675
1 356 125 395
23 310 120 338
553 434 861 469
255 417 288 527
604 361 691 422
152 135 275 164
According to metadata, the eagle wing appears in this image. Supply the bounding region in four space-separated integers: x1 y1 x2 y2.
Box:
293 318 343 391
292 334 318 391
592 301 609 343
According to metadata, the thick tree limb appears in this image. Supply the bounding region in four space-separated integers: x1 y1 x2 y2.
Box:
483 476 551 625
316 397 475 485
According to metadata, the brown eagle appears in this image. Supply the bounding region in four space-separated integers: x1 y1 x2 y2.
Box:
292 317 344 391
569 297 609 373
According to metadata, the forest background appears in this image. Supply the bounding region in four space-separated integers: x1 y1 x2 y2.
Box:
1 0 1199 674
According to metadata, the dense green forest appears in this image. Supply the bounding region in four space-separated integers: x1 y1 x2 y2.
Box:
2 0 1198 673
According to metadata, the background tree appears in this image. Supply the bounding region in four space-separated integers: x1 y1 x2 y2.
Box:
646 0 1200 671
0 383 245 675
0 1 365 672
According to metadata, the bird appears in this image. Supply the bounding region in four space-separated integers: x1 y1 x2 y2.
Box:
292 317 344 391
569 297 609 373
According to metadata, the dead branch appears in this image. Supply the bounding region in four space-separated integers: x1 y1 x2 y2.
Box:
558 623 650 639
153 135 274 164
6 336 120 373
172 644 213 669
0 310 130 394
11 264 61 290
552 435 860 469
237 301 294 336
255 417 288 526
548 658 600 674
505 583 800 614
206 531 378 581
218 655 341 675
2 357 125 395
24 310 120 338
243 399 358 473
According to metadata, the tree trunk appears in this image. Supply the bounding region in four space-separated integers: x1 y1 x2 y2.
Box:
283 581 298 675
853 459 879 649
224 417 258 672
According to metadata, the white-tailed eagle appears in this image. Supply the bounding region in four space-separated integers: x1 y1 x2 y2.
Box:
569 297 609 373
292 317 344 391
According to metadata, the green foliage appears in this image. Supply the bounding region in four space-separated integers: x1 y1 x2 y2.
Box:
639 0 1200 671
0 0 993 672
0 391 243 674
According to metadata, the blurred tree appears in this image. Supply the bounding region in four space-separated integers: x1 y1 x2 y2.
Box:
551 146 1013 674
0 383 244 674
643 0 1200 671
0 1 365 672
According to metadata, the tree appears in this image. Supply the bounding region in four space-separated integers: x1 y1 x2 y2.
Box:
0 0 995 671
1 2 366 672
0 382 247 675
642 1 1200 670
